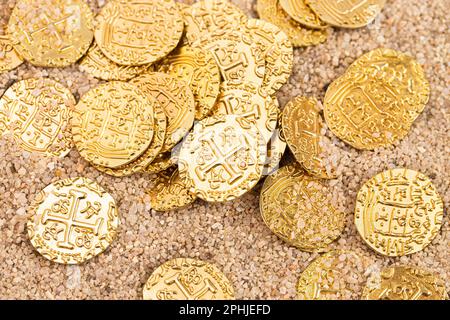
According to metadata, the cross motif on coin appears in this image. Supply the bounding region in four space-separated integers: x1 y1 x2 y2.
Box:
41 189 103 250
196 134 246 185
165 271 218 299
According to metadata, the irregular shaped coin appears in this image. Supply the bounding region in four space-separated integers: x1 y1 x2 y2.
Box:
147 168 196 212
282 96 335 179
355 168 444 256
0 78 75 157
256 0 328 47
260 163 345 251
0 35 23 73
143 257 235 300
27 177 120 264
362 265 448 300
179 115 266 203
157 45 221 120
94 0 183 66
8 0 94 67
72 81 155 168
307 0 386 29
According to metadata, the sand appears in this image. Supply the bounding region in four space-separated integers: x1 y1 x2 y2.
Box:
0 0 449 299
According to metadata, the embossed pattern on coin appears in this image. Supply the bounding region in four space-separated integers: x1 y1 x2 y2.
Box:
347 48 430 122
246 19 293 95
362 265 448 300
157 45 221 120
147 168 196 212
282 96 334 179
93 96 167 177
79 43 150 81
94 0 183 66
0 35 23 73
307 0 386 29
179 115 266 203
213 81 278 143
143 258 235 300
324 70 417 150
297 250 366 300
131 72 195 153
256 0 328 47
193 30 266 86
27 177 119 264
8 0 94 67
355 168 444 257
260 163 345 251
0 78 75 157
279 0 328 29
263 125 286 175
183 0 247 44
72 81 154 168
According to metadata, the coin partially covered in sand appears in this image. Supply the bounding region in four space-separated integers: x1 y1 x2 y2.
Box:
27 177 119 264
260 163 345 251
362 265 448 300
8 0 94 67
143 258 235 300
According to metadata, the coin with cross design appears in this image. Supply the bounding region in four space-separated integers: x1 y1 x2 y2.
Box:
143 258 235 300
179 114 266 203
0 77 75 158
27 177 120 264
72 81 155 168
0 35 23 73
8 0 94 67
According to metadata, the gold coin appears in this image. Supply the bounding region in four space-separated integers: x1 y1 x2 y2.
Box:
131 72 195 153
256 0 328 47
307 0 386 29
27 177 119 264
246 19 294 95
279 0 328 29
157 45 221 120
94 0 183 66
0 35 23 73
193 30 266 86
263 125 287 176
143 257 235 300
362 265 448 300
179 115 266 203
297 250 366 300
347 48 430 122
260 163 345 251
213 81 279 143
147 168 196 212
79 42 150 81
8 0 94 67
93 97 167 177
183 0 247 44
355 168 444 257
282 96 335 179
0 78 74 158
0 107 8 137
324 71 415 150
144 151 176 174
72 81 155 168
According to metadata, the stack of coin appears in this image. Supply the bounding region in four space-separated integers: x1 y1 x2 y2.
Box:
257 0 387 47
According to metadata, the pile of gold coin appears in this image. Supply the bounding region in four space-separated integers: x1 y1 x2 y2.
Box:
257 0 386 47
0 0 447 301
